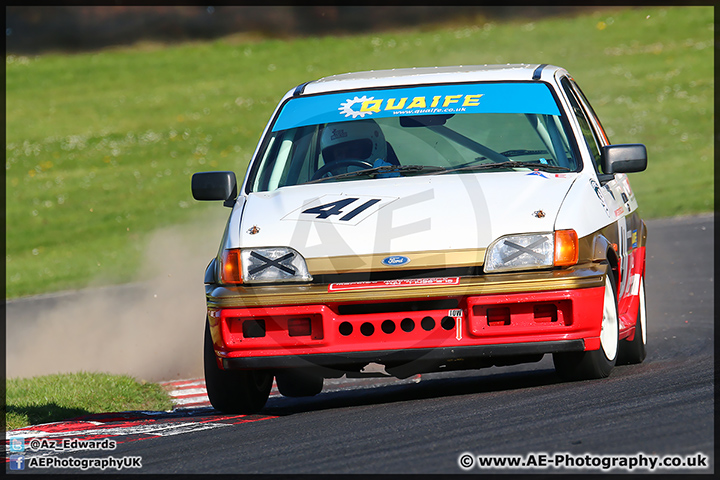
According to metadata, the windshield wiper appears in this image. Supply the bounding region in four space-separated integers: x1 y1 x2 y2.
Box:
500 149 549 157
437 161 573 175
305 165 446 184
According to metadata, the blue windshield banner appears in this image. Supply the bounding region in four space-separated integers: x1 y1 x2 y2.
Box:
272 82 561 131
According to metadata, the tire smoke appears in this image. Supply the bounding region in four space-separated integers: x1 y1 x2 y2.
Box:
6 210 227 382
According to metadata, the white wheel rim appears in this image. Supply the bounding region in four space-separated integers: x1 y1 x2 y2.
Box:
600 275 619 360
639 278 647 344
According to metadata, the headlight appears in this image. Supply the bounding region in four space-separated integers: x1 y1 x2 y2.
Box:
236 247 312 283
220 247 312 284
484 230 578 273
484 233 554 272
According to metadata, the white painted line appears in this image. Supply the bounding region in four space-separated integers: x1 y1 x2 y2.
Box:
171 380 206 388
174 402 211 409
160 379 206 388
162 378 281 408
169 388 207 397
7 421 234 439
173 396 211 406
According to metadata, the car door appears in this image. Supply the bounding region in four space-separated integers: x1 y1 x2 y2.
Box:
558 76 635 296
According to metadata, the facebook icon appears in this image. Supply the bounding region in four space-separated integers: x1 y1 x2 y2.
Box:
9 455 25 470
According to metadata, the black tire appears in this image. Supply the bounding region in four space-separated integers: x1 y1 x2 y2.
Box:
203 321 273 414
275 369 324 397
617 275 647 365
553 270 619 381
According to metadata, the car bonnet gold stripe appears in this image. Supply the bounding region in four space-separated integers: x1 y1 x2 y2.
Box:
305 248 487 274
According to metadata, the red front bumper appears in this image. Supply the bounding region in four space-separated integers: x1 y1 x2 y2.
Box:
207 286 605 369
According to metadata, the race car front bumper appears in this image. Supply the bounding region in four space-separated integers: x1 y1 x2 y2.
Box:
205 263 609 371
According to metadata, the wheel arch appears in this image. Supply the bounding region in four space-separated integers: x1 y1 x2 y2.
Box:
639 219 649 277
605 246 620 288
204 257 218 284
591 234 620 286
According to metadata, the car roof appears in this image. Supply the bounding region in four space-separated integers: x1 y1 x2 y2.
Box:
301 64 565 95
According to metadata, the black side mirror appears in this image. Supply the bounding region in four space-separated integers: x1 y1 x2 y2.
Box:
191 171 237 207
601 144 647 174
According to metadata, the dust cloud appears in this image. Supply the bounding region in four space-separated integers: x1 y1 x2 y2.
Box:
5 208 229 382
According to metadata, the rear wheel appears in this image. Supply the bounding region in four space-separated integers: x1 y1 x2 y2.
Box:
275 369 324 397
203 321 273 413
553 271 619 380
617 276 647 365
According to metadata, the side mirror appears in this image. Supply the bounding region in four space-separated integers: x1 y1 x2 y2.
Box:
601 144 647 174
191 171 237 207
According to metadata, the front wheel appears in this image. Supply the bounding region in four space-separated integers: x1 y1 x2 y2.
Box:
617 275 647 365
553 272 619 380
204 320 273 414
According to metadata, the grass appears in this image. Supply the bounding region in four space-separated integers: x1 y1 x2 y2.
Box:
5 372 174 431
5 6 714 299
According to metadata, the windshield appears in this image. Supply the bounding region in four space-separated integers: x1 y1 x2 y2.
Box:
249 82 579 192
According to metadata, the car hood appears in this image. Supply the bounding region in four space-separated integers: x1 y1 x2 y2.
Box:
236 172 577 270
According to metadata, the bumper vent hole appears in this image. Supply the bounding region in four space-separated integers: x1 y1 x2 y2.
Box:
441 316 455 330
401 318 415 332
381 320 396 334
360 322 375 336
421 316 435 331
487 307 511 326
534 303 558 323
242 319 266 338
339 322 353 336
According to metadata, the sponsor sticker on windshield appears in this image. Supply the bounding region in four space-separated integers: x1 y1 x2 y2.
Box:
273 82 561 131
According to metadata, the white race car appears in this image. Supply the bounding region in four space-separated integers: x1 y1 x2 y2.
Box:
192 64 648 413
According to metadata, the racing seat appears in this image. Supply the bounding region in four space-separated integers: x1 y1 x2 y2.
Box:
386 142 400 165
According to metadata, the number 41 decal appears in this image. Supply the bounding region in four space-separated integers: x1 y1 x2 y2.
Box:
283 195 396 225
302 198 381 221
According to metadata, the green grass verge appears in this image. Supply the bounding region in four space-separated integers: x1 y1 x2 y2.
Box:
5 6 713 299
5 372 174 430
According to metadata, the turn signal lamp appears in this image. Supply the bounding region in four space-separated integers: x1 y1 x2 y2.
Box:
554 229 579 266
221 249 243 284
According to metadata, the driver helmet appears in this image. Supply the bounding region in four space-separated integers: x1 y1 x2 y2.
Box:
320 119 386 164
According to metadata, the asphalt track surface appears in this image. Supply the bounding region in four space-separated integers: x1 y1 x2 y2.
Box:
6 214 715 474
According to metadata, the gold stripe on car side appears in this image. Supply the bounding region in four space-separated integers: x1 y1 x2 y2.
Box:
305 248 487 274
207 263 607 308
